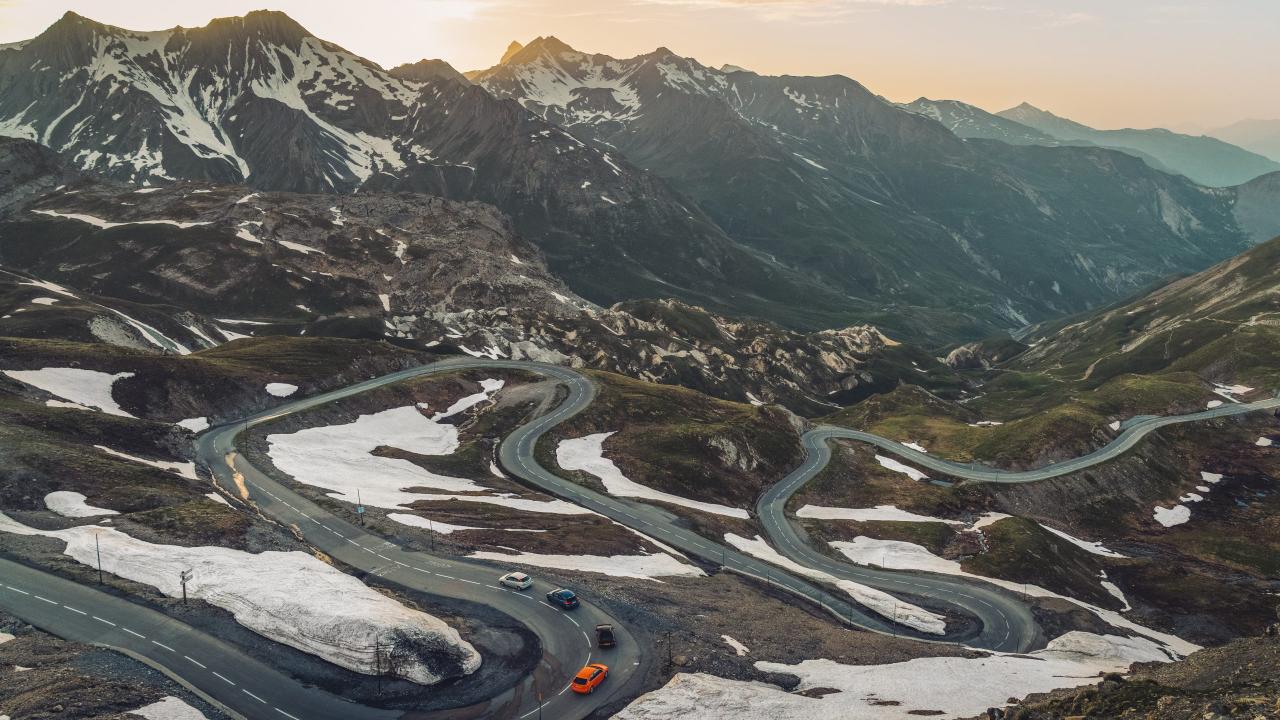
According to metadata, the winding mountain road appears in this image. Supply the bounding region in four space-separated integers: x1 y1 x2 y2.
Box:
757 394 1280 653
797 396 1280 485
3 357 1274 719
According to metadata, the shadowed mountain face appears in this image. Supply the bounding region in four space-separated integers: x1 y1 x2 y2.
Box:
3 14 1280 345
0 137 959 413
1015 231 1280 387
998 102 1280 187
472 38 1280 342
0 11 867 332
903 98 1060 146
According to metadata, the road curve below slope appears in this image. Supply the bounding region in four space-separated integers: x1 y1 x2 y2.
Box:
807 396 1280 485
758 394 1280 653
198 359 646 720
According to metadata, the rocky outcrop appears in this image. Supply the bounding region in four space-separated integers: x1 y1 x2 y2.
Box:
0 179 963 414
944 337 1028 370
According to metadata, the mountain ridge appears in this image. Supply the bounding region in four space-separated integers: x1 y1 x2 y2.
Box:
998 102 1280 186
471 36 1280 343
0 10 874 333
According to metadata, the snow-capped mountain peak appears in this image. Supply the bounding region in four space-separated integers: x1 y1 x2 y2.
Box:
0 10 424 188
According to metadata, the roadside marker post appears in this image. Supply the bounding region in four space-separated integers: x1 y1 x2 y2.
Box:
180 569 192 605
357 489 365 526
95 532 103 585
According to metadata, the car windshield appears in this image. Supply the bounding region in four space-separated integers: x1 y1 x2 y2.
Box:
563 591 576 599
573 677 588 685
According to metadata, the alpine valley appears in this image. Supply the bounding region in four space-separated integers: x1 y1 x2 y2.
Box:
1 8 1280 720
2 13 1279 343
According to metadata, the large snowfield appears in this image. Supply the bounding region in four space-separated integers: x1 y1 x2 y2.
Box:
615 631 1172 720
556 432 750 518
267 395 589 515
0 513 480 684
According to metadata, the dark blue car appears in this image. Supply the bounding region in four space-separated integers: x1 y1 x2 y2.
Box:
546 588 579 609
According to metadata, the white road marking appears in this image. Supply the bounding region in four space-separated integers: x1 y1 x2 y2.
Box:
213 671 236 685
185 655 207 669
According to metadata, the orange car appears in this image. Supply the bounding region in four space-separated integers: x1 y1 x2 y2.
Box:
570 663 609 694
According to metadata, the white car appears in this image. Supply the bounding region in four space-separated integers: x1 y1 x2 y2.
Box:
499 571 533 590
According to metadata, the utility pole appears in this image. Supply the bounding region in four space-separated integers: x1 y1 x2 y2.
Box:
95 533 103 585
534 674 543 720
179 569 192 605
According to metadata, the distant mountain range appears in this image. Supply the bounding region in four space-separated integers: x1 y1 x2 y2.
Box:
2 14 1279 345
906 98 1280 187
1208 118 1280 164
472 37 1280 340
997 102 1280 187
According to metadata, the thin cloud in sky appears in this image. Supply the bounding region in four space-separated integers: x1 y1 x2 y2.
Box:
632 0 952 15
631 0 950 21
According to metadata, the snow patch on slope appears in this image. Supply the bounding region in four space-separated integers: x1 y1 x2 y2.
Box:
724 534 945 635
44 491 119 518
128 697 207 720
468 549 704 581
3 368 135 416
557 432 749 519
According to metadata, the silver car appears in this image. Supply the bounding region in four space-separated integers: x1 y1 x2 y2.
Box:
499 571 533 590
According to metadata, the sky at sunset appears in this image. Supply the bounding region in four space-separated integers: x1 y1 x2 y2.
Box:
1 0 1275 131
